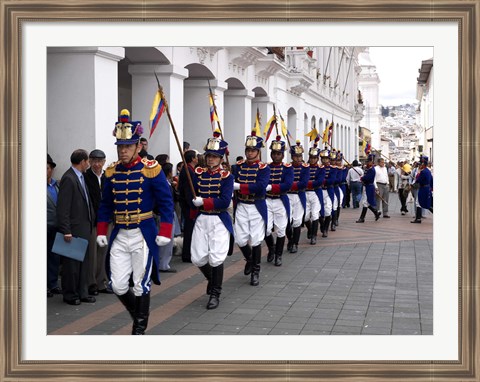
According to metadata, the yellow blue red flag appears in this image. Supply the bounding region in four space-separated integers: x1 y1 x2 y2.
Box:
149 90 165 138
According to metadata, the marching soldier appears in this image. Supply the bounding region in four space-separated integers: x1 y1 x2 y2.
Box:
264 136 294 266
411 155 433 223
191 129 234 309
356 153 382 223
328 149 339 232
304 138 325 245
234 130 270 286
319 148 334 237
96 109 174 335
286 140 309 253
333 151 346 228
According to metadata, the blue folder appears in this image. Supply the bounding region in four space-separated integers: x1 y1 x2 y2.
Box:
51 232 88 262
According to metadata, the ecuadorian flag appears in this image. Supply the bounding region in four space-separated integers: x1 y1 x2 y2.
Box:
149 90 165 138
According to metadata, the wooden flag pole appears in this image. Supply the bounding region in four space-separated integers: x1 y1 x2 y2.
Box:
155 73 197 198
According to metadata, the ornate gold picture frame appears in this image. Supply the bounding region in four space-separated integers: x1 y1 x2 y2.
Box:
1 0 479 380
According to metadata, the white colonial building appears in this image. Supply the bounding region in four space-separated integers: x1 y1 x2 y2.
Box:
416 58 434 162
47 46 368 176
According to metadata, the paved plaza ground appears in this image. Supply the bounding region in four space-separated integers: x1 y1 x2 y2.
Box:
47 192 433 336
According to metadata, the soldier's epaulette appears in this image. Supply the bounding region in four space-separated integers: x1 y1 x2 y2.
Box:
220 170 231 179
104 161 120 178
195 167 205 175
284 162 292 167
141 158 161 178
237 159 245 165
258 162 268 170
302 163 310 168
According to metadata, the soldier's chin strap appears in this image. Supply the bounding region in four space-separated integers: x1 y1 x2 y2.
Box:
127 143 140 165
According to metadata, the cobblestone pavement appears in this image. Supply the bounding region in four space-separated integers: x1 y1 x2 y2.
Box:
48 192 432 336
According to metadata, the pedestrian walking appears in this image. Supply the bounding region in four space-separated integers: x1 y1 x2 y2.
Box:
398 163 411 215
411 155 433 223
264 136 293 266
286 140 309 254
374 157 390 218
346 159 363 209
356 153 381 223
234 130 270 286
96 109 174 335
191 129 234 309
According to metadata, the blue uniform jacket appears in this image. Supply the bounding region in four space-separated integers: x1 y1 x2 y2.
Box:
97 157 174 286
193 167 234 235
415 167 433 209
361 166 377 207
234 160 270 226
267 162 294 220
289 163 310 212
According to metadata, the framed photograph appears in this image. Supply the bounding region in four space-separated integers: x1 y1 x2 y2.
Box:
1 0 478 380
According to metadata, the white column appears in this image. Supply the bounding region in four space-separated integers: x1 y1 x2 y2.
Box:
47 47 125 176
128 64 188 167
183 79 227 156
225 88 254 160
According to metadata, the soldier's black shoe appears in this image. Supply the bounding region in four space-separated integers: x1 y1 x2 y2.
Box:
310 236 317 245
289 244 298 253
206 294 219 309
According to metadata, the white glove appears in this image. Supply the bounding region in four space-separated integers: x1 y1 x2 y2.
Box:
155 235 171 247
233 182 241 191
96 235 108 247
266 185 272 192
192 197 204 207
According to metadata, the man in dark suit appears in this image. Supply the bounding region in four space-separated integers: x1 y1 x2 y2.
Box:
178 149 198 263
56 149 95 305
84 149 112 295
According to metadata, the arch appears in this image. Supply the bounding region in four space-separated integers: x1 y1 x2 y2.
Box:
252 86 267 97
185 63 215 79
225 77 246 90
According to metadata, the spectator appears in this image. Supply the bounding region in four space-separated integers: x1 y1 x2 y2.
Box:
47 154 62 298
156 162 181 273
346 160 363 209
398 163 411 215
178 150 198 262
183 141 190 153
84 149 112 295
155 154 169 166
374 157 390 218
139 137 154 159
56 149 95 305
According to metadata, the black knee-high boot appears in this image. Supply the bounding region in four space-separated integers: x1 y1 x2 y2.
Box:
368 206 381 220
310 219 319 244
132 294 150 335
265 234 275 263
286 222 293 251
274 236 286 266
319 216 325 234
239 245 252 275
336 207 341 226
322 216 330 237
117 289 136 320
330 210 337 231
199 263 212 295
356 207 367 223
250 245 262 286
290 226 301 253
206 264 223 309
305 220 312 239
411 207 422 223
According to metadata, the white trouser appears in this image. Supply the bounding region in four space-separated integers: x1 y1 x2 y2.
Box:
191 214 229 267
337 188 344 209
305 191 320 221
266 198 288 237
322 190 332 216
360 188 373 208
234 203 265 247
109 228 152 296
288 194 304 228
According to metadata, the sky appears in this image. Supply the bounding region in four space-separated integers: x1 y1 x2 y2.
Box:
368 47 433 107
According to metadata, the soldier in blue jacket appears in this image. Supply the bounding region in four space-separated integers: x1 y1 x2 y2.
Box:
264 136 294 266
191 129 234 309
96 109 174 335
356 153 381 223
411 155 433 223
319 148 334 237
234 130 270 286
304 139 325 245
286 140 309 253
